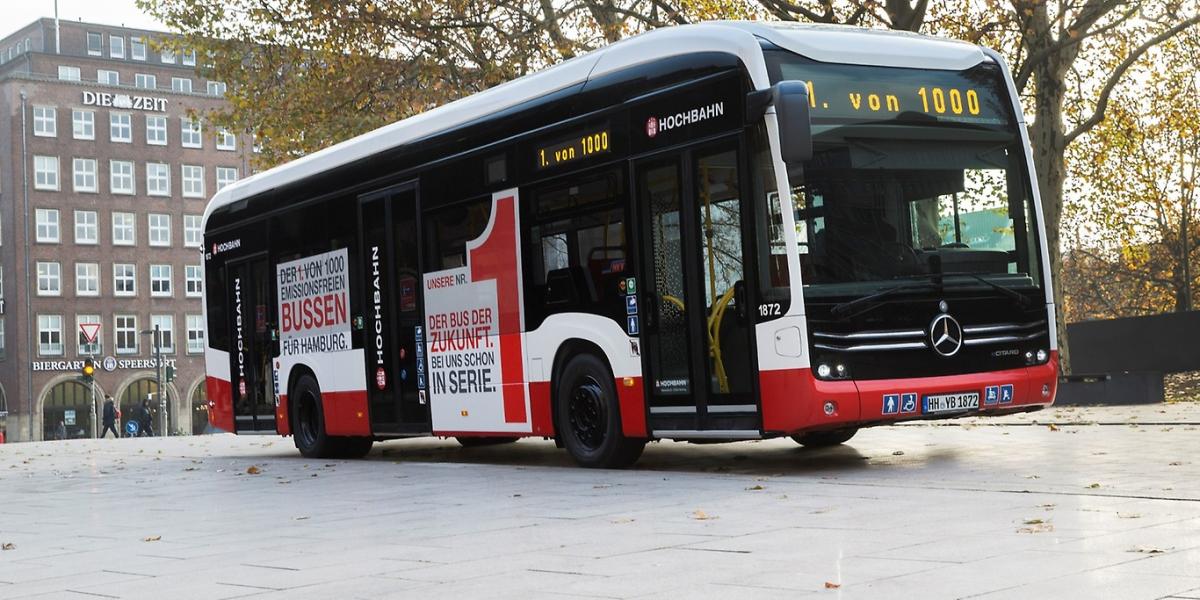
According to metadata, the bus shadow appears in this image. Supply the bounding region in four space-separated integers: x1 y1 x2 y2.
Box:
367 437 883 477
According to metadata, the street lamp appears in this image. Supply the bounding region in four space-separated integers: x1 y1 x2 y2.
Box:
139 325 167 436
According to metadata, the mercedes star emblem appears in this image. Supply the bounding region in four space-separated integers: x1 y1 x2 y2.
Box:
929 313 964 357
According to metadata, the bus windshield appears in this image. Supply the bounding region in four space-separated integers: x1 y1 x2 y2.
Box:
766 55 1043 299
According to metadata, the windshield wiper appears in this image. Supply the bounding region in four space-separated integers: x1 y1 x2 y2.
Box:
830 281 938 319
946 271 1036 309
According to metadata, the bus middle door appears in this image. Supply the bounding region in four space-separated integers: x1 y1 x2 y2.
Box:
227 254 278 433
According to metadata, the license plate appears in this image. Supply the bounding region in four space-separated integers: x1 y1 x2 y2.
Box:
923 392 980 415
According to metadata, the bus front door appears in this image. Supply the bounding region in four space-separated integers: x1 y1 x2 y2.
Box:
636 141 760 435
227 255 278 433
358 183 432 435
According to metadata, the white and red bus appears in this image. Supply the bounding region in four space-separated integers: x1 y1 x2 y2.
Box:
202 22 1059 467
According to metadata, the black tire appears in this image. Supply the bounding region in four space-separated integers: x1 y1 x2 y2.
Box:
456 436 519 448
556 353 645 468
791 428 858 448
334 436 374 459
291 374 340 459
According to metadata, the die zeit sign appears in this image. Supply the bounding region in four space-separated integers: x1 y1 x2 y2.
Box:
535 126 611 170
82 90 169 112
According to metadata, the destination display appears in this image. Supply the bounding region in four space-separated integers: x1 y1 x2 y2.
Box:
534 125 611 170
774 61 1012 127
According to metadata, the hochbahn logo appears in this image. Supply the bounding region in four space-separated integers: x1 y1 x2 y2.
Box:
645 101 725 138
212 239 242 255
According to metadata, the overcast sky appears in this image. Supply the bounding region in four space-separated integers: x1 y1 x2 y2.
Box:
2 0 166 40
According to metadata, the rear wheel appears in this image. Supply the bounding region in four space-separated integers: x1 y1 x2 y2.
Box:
556 353 645 468
291 374 340 459
791 428 858 448
456 437 519 448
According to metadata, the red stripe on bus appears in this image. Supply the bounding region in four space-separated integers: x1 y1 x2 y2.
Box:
530 381 554 436
321 390 371 436
617 376 647 438
205 375 235 433
276 394 291 436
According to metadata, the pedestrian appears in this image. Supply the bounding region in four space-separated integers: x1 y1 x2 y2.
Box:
55 420 67 441
138 399 154 437
101 396 119 439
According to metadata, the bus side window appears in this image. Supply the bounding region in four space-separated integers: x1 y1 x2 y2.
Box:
423 198 492 271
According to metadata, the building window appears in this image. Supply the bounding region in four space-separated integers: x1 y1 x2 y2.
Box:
183 215 203 247
73 158 98 192
97 69 119 86
146 115 167 145
78 314 102 355
148 213 171 247
185 264 203 297
182 49 196 65
87 32 102 56
147 162 170 196
216 166 238 191
110 160 135 194
76 263 100 296
37 262 61 296
34 155 59 190
109 35 124 59
181 118 202 148
115 315 137 355
113 264 136 296
171 77 192 93
150 264 173 297
131 37 147 61
182 165 205 198
186 315 205 354
33 106 56 137
58 65 81 81
207 81 227 96
110 112 132 143
73 109 95 140
216 128 236 151
151 315 175 353
38 315 64 356
112 212 135 246
75 210 99 244
35 208 60 242
161 47 175 63
135 73 156 89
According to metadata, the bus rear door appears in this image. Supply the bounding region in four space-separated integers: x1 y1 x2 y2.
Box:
227 254 278 433
635 138 760 437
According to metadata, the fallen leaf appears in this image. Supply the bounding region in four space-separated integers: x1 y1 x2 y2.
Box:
293 516 310 521
1087 483 1101 489
1 543 14 551
1128 545 1170 554
246 466 262 475
1041 504 1056 509
183 467 198 472
692 510 716 520
825 582 841 589
1117 513 1141 519
1023 518 1045 525
892 450 905 456
1169 461 1182 466
746 485 764 491
1047 423 1060 431
1018 522 1054 534
143 535 161 542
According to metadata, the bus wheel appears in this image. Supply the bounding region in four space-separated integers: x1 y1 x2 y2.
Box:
791 428 858 448
456 437 519 448
556 354 645 468
291 374 339 459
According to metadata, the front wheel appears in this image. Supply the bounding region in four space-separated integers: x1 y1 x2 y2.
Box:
791 428 858 448
556 354 645 468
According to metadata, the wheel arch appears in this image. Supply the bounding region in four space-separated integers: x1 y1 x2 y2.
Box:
283 363 318 437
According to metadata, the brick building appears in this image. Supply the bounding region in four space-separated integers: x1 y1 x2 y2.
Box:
0 18 251 441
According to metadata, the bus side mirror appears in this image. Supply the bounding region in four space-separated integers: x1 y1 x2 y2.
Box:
747 81 813 171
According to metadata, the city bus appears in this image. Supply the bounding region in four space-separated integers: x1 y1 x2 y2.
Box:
202 21 1059 467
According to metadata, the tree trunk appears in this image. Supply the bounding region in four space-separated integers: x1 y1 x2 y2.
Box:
1028 57 1072 374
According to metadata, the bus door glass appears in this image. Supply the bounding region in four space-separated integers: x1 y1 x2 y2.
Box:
228 255 277 432
359 184 431 434
635 140 757 429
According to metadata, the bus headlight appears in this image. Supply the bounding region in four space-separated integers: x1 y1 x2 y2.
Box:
1025 349 1050 365
1036 349 1048 363
817 364 831 378
816 363 850 380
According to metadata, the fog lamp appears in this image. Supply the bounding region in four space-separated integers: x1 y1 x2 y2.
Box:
823 401 836 416
1042 384 1051 398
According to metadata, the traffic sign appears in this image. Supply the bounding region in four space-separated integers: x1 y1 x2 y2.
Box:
80 323 101 344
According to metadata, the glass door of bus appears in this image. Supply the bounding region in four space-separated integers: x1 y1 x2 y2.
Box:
635 139 759 432
227 254 277 433
358 183 431 435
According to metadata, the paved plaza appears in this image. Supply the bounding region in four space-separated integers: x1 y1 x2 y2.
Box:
1 403 1199 599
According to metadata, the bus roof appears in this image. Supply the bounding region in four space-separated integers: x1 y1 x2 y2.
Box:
203 22 986 227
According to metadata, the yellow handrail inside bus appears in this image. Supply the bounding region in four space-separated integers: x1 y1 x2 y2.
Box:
662 294 685 312
707 286 736 394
